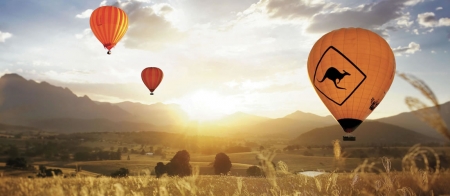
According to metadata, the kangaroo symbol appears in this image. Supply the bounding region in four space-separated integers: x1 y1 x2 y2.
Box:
317 67 350 90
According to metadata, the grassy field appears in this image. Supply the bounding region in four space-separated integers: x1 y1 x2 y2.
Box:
1 171 450 195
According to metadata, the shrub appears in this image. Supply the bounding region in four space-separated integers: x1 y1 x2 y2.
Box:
154 162 166 178
166 150 192 177
213 152 232 175
6 157 30 169
247 166 263 177
111 168 129 178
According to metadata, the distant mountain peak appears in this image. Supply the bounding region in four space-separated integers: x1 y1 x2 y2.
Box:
0 73 26 80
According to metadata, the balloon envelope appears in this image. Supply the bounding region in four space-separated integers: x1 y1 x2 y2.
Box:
307 28 396 133
90 6 128 53
141 67 163 95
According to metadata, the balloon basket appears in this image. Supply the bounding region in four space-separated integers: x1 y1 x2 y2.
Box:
343 134 355 141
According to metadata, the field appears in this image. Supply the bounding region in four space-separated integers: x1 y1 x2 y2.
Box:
2 144 450 195
2 170 450 195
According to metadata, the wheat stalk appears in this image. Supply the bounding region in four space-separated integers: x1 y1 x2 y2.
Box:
396 72 450 140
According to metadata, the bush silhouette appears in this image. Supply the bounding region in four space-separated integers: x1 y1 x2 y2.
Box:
213 152 232 175
154 162 166 178
111 168 129 178
247 166 263 177
166 150 192 177
6 157 30 169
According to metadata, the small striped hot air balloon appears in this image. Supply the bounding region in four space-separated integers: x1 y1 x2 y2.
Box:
90 6 128 55
141 67 163 95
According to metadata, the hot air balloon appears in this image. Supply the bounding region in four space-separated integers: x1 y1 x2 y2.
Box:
141 67 163 95
307 28 396 141
90 6 128 55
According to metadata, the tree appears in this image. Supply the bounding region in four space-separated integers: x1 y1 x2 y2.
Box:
213 152 232 175
247 166 263 177
154 162 166 178
140 149 146 155
111 168 129 178
127 155 130 160
259 146 265 151
6 157 29 169
166 150 192 177
122 147 129 153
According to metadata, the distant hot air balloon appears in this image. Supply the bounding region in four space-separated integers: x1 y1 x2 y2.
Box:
90 6 128 55
141 67 163 95
307 28 396 141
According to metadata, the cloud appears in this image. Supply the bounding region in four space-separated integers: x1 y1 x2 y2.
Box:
112 1 186 51
306 0 422 35
392 42 421 56
417 12 450 27
261 0 330 20
75 9 93 19
436 7 443 10
75 28 91 39
0 31 12 42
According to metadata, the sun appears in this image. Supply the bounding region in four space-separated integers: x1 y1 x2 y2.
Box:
167 90 238 121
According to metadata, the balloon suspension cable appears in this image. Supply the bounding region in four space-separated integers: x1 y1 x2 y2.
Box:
107 50 111 55
150 92 154 95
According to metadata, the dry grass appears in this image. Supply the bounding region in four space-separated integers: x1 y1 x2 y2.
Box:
2 143 450 195
397 71 450 140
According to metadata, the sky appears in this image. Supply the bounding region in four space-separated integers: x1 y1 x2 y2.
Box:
0 0 449 121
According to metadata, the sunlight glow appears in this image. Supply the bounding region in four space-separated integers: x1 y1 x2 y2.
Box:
166 90 238 121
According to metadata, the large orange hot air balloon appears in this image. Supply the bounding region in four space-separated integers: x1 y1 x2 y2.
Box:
141 67 163 95
90 6 128 55
307 28 396 141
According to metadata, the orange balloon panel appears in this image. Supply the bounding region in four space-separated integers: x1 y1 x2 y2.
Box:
307 28 396 133
142 67 164 95
90 6 128 51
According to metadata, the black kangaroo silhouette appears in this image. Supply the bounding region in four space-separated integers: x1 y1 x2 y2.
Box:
317 67 350 90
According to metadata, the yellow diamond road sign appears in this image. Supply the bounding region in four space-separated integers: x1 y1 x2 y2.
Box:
313 46 367 106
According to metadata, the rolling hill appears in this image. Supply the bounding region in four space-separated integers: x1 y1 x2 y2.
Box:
228 111 336 138
377 101 450 140
0 74 133 125
292 121 443 146
0 123 42 132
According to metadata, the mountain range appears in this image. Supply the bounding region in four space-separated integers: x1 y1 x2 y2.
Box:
292 121 441 146
0 73 449 143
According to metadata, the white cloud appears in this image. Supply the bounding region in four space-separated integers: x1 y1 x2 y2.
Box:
100 0 107 6
439 18 450 26
32 60 51 67
436 7 443 10
417 12 450 27
306 0 421 36
392 42 421 56
0 31 12 42
431 50 436 54
75 9 93 19
413 29 419 35
396 12 414 28
75 28 91 39
111 1 186 51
